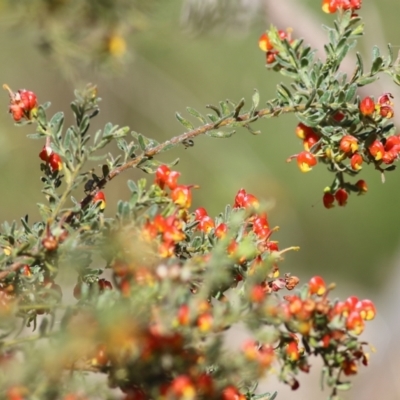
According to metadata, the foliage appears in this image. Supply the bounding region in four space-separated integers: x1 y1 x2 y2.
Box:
0 3 390 400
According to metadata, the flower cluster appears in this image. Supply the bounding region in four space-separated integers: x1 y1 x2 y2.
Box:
290 92 398 207
1 1 387 393
322 0 362 14
39 145 63 172
274 275 376 388
258 29 292 65
3 84 37 122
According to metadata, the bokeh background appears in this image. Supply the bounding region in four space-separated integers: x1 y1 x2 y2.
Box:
0 0 399 398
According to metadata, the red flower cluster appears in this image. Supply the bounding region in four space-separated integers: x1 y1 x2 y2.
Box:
143 214 185 258
242 339 275 373
258 29 292 65
155 165 193 209
360 93 394 120
322 0 362 14
39 145 63 172
194 207 227 238
3 85 38 122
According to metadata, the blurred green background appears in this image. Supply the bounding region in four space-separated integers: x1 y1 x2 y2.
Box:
0 1 400 397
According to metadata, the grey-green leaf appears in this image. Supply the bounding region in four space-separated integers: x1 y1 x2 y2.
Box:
176 112 194 130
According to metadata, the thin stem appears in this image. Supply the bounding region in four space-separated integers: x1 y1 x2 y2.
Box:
75 102 310 214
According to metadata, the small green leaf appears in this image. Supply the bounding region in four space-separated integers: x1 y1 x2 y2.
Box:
63 127 72 149
113 126 129 138
127 180 138 193
79 115 90 136
159 143 176 153
252 89 260 109
27 133 46 139
357 75 377 86
206 104 222 117
20 216 31 234
371 56 383 75
176 112 195 130
137 159 166 174
186 107 207 123
36 106 48 127
393 74 400 86
103 122 114 137
219 101 231 116
206 130 235 138
344 84 357 102
372 45 380 62
207 114 218 123
138 134 146 151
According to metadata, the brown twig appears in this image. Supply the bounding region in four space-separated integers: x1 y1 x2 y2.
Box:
74 102 309 216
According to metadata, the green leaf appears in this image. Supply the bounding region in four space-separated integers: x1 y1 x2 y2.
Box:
207 114 218 123
186 107 207 124
79 115 90 136
27 133 46 139
63 166 72 185
276 84 292 102
63 127 72 149
137 134 146 151
36 106 48 128
357 75 377 86
127 180 138 193
93 129 102 145
159 143 176 153
41 101 51 110
113 126 130 138
371 56 383 75
393 74 400 86
103 122 115 137
176 112 194 130
219 101 231 116
387 43 394 66
252 89 260 109
372 45 380 62
137 158 179 174
344 84 357 102
206 131 235 138
20 216 31 234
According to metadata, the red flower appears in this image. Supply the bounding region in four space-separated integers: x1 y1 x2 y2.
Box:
258 33 273 52
339 135 358 154
368 140 385 161
215 222 228 239
355 299 376 320
323 192 335 209
359 96 375 116
222 386 245 400
171 185 192 208
93 191 106 210
295 123 314 140
49 153 63 172
350 153 363 170
355 179 368 194
346 311 365 335
39 145 53 162
308 276 327 296
233 188 247 208
335 189 348 206
296 151 317 172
